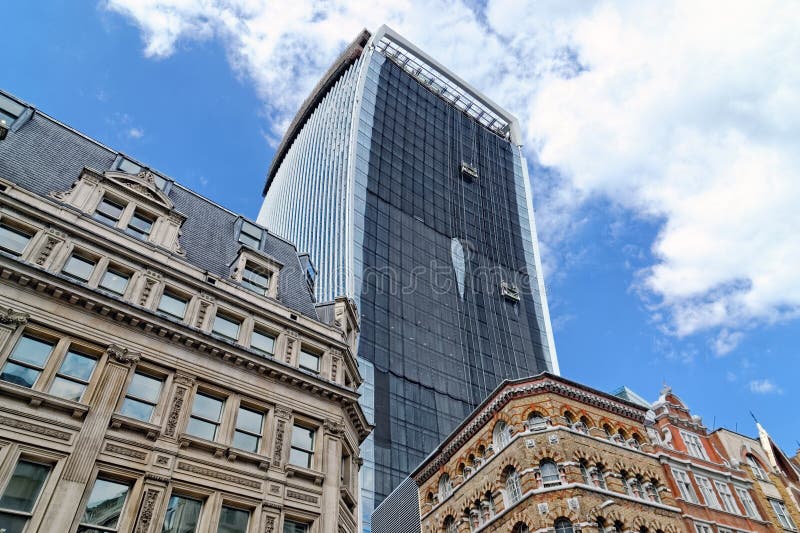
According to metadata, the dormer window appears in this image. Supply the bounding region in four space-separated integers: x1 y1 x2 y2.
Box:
93 197 124 226
117 157 168 190
238 221 263 249
241 265 271 295
126 210 154 241
0 94 24 127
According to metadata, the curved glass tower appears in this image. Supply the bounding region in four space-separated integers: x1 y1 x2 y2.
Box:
258 26 558 527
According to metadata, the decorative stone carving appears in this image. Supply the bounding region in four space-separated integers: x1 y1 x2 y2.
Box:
0 415 70 440
144 472 170 484
324 418 345 437
164 387 187 438
195 293 214 328
286 490 318 503
134 488 159 533
0 307 29 326
273 419 286 469
176 461 260 489
156 455 170 466
106 344 141 366
140 278 157 306
263 515 276 533
173 374 195 387
284 329 298 364
104 443 146 460
34 229 66 266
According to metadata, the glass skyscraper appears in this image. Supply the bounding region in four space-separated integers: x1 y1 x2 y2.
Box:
258 26 558 527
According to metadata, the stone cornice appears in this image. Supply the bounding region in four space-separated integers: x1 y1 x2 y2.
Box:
0 256 371 442
413 377 648 484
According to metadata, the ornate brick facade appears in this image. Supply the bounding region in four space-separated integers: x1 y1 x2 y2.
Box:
413 374 684 533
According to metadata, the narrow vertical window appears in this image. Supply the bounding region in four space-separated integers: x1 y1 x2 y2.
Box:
672 468 698 503
0 224 33 256
233 406 264 453
78 478 130 532
119 372 163 422
0 335 55 388
187 392 224 441
736 487 761 519
695 476 720 509
289 424 315 468
714 481 738 514
769 500 797 530
0 460 51 532
161 494 203 533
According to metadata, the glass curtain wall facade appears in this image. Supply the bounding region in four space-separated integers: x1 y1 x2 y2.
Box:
258 26 558 528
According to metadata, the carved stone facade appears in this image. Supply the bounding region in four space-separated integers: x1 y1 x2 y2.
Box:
0 98 370 533
411 374 685 533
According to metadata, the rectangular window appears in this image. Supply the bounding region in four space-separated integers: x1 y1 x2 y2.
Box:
0 335 55 388
681 431 709 460
715 481 738 514
298 349 320 374
162 494 202 533
696 476 720 509
770 499 797 530
283 519 310 533
49 349 98 402
238 221 262 249
241 264 271 295
672 468 698 503
0 224 33 256
78 478 130 532
157 291 188 320
119 372 163 421
289 424 315 468
62 254 96 282
187 392 224 441
93 198 125 226
250 329 275 357
217 505 249 533
736 487 761 519
212 312 241 341
233 406 264 453
0 459 51 532
98 267 130 296
126 211 154 241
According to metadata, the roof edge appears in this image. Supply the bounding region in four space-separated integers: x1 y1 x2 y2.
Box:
262 29 371 196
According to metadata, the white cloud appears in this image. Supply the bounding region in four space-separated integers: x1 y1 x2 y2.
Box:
749 379 782 395
105 0 800 348
127 127 144 139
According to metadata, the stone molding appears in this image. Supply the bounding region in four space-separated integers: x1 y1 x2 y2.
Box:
0 306 29 326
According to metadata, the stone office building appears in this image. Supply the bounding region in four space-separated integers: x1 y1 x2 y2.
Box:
0 89 370 533
408 373 685 533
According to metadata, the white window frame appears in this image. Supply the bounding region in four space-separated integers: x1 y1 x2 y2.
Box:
672 467 699 503
694 522 713 533
770 499 797 530
696 475 721 509
681 430 709 460
714 481 738 514
735 487 761 519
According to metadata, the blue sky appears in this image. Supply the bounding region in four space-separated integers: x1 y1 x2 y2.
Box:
4 2 798 453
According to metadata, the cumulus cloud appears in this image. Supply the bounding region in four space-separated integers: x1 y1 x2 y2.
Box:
127 127 144 139
104 0 800 349
749 379 782 395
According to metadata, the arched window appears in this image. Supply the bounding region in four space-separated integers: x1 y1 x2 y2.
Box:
564 411 575 425
580 461 591 484
457 463 465 478
592 464 607 489
527 411 548 431
626 475 644 499
603 424 614 438
646 481 660 502
493 421 511 450
596 517 608 533
505 467 523 505
477 445 486 458
444 515 458 533
540 459 561 486
439 473 453 501
554 518 574 533
425 491 434 504
512 523 531 533
746 454 768 481
613 521 625 533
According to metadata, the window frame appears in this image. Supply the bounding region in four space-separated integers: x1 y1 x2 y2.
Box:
680 430 710 460
0 457 53 530
298 346 322 374
211 308 243 343
747 454 769 481
160 491 205 533
125 208 155 241
97 264 133 297
0 220 35 257
695 475 721 509
769 499 797 530
249 326 277 357
156 288 190 321
735 487 761 519
118 366 167 423
232 402 266 454
77 474 133 533
61 250 99 283
288 421 317 470
714 481 738 514
672 467 699 503
93 196 126 227
186 389 227 442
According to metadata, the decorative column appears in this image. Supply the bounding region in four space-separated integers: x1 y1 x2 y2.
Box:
271 407 292 469
132 473 170 533
320 419 344 531
40 344 140 529
162 374 195 440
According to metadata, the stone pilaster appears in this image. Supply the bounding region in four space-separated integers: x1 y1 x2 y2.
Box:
40 344 140 530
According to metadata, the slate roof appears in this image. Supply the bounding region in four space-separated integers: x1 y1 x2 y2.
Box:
0 89 319 319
